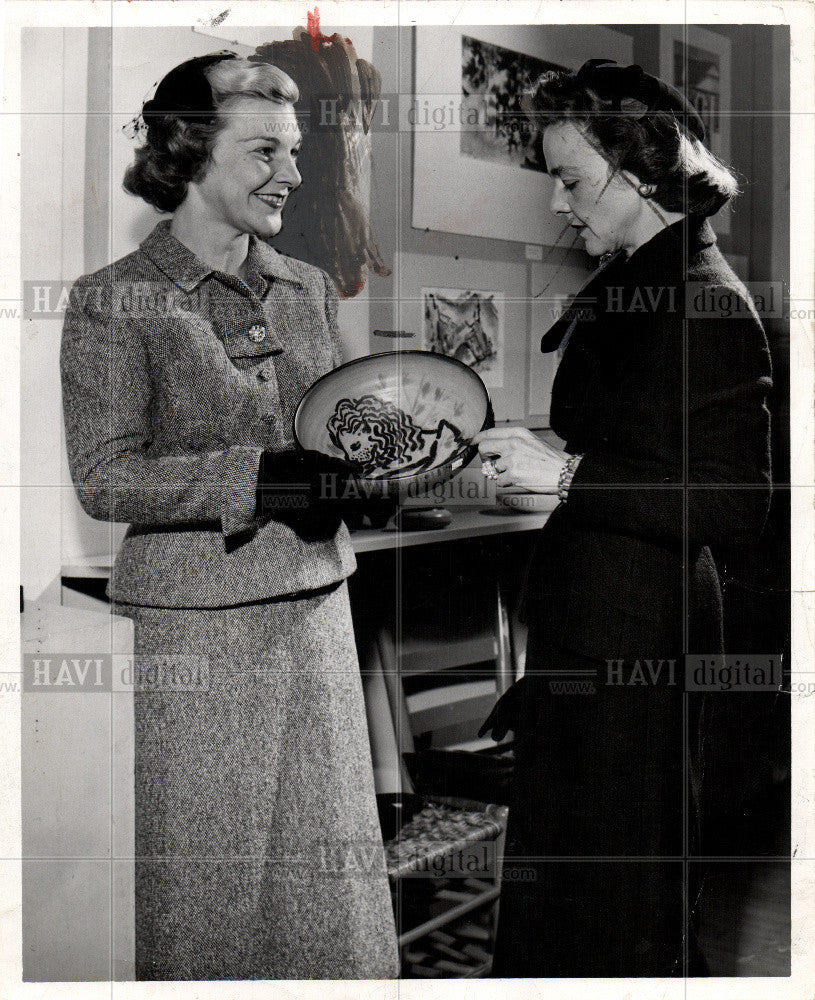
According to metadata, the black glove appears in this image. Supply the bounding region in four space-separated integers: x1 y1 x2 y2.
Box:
358 495 399 530
255 448 360 521
478 675 547 741
255 449 398 532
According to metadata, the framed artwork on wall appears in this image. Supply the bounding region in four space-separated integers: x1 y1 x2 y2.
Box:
411 25 633 245
421 286 505 389
390 253 528 421
659 25 732 235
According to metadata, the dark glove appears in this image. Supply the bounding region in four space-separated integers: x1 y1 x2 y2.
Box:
255 449 398 532
255 448 359 521
359 495 399 529
478 675 547 741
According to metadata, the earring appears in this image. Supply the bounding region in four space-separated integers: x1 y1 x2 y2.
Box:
637 182 655 198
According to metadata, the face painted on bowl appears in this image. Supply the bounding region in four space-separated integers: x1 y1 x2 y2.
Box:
326 395 465 478
336 428 375 464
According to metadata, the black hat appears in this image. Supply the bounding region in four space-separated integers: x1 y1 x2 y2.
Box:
141 51 238 128
575 59 706 142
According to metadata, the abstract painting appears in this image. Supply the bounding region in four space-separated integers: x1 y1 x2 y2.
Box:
461 35 564 172
422 287 505 388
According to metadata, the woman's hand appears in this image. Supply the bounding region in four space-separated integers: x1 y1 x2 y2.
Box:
478 675 550 740
472 426 568 493
255 449 397 533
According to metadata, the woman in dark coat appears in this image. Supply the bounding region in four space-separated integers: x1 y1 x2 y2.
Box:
475 60 772 977
60 53 398 980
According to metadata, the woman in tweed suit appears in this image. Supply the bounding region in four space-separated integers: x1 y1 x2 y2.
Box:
61 53 398 980
476 62 773 976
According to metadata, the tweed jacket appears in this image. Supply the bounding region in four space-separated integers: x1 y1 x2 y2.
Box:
524 214 773 660
61 220 356 608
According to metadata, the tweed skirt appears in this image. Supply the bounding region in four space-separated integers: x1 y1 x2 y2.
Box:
112 581 399 980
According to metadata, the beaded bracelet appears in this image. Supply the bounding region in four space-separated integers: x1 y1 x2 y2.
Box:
557 454 583 502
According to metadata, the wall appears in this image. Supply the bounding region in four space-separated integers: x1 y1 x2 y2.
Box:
21 606 135 981
21 29 90 601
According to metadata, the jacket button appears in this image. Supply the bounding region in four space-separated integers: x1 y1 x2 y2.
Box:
257 367 272 381
248 324 267 343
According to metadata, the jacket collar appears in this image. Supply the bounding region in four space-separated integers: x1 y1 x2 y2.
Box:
139 219 305 291
540 213 717 353
625 212 716 272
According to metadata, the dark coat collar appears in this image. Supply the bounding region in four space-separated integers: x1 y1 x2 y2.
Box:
541 213 717 353
139 219 305 292
625 212 716 272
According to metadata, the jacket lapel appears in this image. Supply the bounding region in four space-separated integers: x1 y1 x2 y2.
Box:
540 214 716 356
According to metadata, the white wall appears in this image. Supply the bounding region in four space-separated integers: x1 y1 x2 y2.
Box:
21 29 91 599
21 605 135 981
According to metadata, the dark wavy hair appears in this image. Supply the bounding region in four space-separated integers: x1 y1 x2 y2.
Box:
327 395 427 476
123 58 299 214
526 67 739 218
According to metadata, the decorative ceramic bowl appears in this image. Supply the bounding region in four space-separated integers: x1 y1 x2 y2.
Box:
294 350 493 497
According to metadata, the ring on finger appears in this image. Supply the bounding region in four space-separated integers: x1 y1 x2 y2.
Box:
482 459 499 480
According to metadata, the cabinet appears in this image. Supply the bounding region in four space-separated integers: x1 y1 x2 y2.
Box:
21 604 135 981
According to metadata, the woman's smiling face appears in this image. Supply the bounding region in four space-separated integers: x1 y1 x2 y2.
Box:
190 95 302 240
542 120 645 257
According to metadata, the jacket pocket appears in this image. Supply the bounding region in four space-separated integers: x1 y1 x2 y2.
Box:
220 332 283 362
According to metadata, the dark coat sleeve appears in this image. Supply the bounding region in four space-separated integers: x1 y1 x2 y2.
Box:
565 292 773 548
60 276 264 537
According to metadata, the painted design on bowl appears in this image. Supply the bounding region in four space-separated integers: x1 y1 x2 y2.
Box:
327 394 466 478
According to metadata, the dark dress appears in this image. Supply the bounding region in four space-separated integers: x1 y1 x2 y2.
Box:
492 214 773 977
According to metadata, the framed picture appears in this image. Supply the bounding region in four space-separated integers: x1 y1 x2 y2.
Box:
390 253 528 421
659 25 732 234
412 25 633 245
421 286 505 389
